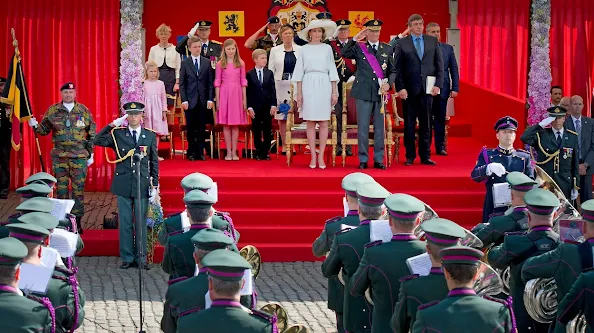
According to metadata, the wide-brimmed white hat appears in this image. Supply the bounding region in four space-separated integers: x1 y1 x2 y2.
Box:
298 19 337 42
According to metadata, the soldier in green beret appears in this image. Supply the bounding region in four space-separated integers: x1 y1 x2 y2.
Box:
0 237 54 332
521 199 594 333
349 193 427 333
177 249 276 333
556 268 594 331
472 171 537 250
488 188 562 333
412 246 515 333
322 181 390 333
391 218 466 333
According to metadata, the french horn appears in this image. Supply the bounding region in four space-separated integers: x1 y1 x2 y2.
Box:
474 262 504 296
533 165 581 231
259 302 310 333
567 313 588 333
240 245 262 280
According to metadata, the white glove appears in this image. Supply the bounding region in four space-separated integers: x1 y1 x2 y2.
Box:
188 22 200 37
28 117 38 128
112 114 128 127
571 189 578 201
86 154 94 167
149 188 158 204
539 116 556 128
486 162 506 177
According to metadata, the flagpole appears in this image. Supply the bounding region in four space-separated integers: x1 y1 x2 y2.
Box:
11 28 45 172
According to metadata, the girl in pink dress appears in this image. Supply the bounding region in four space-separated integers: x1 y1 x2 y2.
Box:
143 60 169 160
215 39 248 160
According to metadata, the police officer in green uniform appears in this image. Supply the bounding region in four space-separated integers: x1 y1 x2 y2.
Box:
556 268 594 331
322 181 390 333
29 82 96 232
472 172 537 250
391 218 467 333
312 172 373 333
521 106 580 200
244 16 282 57
521 199 594 333
0 237 53 332
412 246 515 333
177 249 277 333
94 102 159 270
488 188 562 333
349 193 427 333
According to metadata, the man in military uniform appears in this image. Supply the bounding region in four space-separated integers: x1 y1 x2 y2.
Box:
349 193 427 333
0 76 10 199
312 172 374 333
0 237 53 332
176 249 277 333
391 218 467 333
471 116 534 222
28 82 96 233
472 172 537 250
342 19 395 170
521 199 594 333
488 188 562 333
521 106 579 200
93 102 159 270
244 16 282 57
556 268 594 330
322 181 390 333
176 20 222 59
412 246 515 333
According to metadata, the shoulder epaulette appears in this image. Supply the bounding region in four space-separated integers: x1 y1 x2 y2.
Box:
165 212 182 219
144 127 157 133
583 267 594 273
178 306 201 318
211 40 222 44
567 129 578 136
250 309 275 323
365 240 382 248
167 276 188 286
418 300 440 310
325 216 342 225
504 231 525 236
399 274 420 283
334 228 352 236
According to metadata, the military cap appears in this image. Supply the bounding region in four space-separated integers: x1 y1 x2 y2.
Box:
421 218 466 245
316 12 333 20
268 16 280 24
506 172 537 192
17 212 59 230
494 116 518 131
523 188 560 215
191 228 234 251
0 237 28 266
0 77 6 83
25 172 57 186
196 20 213 28
60 82 75 91
15 183 52 198
180 172 214 192
384 193 425 221
122 101 145 114
6 224 50 244
184 190 216 208
357 182 390 207
202 249 251 281
15 197 54 214
439 245 483 265
548 106 567 118
580 200 594 223
336 19 352 29
341 172 374 197
364 19 383 31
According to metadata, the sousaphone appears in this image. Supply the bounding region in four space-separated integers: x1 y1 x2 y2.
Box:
240 245 262 280
259 302 310 333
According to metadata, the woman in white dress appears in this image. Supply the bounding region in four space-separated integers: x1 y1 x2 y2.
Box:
292 19 339 169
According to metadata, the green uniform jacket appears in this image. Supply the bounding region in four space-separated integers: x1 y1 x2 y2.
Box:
157 212 239 246
391 268 448 333
176 300 275 333
349 234 426 333
0 285 54 333
473 206 529 251
556 269 594 332
412 288 514 333
312 211 360 313
321 220 373 332
487 226 560 333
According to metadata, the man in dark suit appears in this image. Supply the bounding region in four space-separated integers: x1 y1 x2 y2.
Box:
565 95 594 202
394 14 444 166
247 49 277 160
426 22 459 156
179 36 215 161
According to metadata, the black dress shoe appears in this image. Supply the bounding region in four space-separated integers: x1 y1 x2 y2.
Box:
404 159 414 166
196 155 206 161
263 155 271 160
436 150 448 156
373 162 387 170
119 262 134 269
421 159 437 166
358 163 368 169
188 156 196 161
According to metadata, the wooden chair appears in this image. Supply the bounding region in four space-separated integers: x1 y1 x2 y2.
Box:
213 110 253 159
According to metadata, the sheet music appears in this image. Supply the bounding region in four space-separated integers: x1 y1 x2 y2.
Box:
207 182 218 202
425 76 437 94
492 183 512 208
40 247 59 268
48 198 75 221
181 210 190 233
19 263 53 295
369 220 393 243
49 228 79 257
239 269 253 296
406 252 432 276
204 291 212 309
343 197 349 217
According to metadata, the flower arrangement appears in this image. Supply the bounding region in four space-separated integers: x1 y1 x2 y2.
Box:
119 0 144 113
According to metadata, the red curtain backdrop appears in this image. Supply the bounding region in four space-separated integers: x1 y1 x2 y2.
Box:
550 0 594 114
0 0 120 191
458 0 531 100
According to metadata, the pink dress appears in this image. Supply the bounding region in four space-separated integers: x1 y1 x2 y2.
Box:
215 61 248 125
143 79 169 135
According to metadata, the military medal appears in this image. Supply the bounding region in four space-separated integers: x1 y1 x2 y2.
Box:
139 145 148 157
65 119 71 127
381 61 387 71
352 59 356 65
210 56 216 69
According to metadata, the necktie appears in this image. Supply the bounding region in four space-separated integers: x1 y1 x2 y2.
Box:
194 58 200 74
576 119 582 157
258 70 263 85
414 37 423 59
556 131 562 147
202 43 207 56
132 130 137 146
372 44 377 53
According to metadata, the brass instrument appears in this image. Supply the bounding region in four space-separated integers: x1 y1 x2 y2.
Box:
533 166 581 231
474 262 504 296
259 302 310 333
240 245 262 280
567 313 588 333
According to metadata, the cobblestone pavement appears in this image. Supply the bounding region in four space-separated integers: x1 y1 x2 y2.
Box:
77 257 337 333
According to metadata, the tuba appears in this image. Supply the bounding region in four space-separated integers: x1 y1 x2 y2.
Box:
240 245 262 280
259 302 310 333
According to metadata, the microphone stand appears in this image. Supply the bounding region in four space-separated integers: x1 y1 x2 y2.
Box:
133 153 146 333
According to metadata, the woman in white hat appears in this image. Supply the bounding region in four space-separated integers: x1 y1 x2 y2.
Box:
292 19 340 169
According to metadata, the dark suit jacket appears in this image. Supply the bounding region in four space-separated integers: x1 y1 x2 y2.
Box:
246 68 277 112
179 56 215 110
565 116 594 174
175 37 222 59
394 34 444 96
438 43 459 99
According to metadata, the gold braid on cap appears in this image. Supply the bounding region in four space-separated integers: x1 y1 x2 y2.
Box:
104 127 136 167
534 132 560 173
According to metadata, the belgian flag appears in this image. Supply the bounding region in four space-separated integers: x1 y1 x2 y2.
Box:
1 51 33 151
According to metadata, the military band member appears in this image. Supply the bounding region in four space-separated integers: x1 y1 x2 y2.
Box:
28 82 96 233
93 102 159 270
473 172 537 250
412 246 515 333
176 249 277 333
0 76 10 199
391 218 466 333
471 116 534 222
556 268 594 331
322 181 390 333
521 106 579 200
244 16 282 57
176 20 222 59
488 188 562 333
0 237 53 332
349 193 426 333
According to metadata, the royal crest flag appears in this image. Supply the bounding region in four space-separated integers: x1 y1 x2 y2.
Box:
219 11 245 37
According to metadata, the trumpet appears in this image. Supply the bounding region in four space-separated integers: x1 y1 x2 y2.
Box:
259 302 310 332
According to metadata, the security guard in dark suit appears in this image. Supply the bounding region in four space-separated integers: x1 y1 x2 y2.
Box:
488 188 562 333
521 106 580 200
556 268 594 331
471 116 534 221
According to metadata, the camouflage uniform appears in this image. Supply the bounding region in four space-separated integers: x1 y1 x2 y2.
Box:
35 102 96 220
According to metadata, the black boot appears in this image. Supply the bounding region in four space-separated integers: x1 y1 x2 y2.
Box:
76 216 83 234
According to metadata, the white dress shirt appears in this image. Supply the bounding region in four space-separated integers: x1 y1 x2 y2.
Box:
128 126 141 140
63 102 75 112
